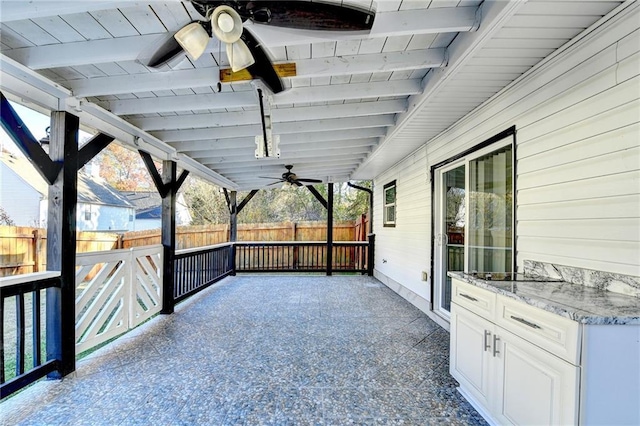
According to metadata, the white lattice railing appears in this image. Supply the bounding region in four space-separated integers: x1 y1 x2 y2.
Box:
75 245 162 354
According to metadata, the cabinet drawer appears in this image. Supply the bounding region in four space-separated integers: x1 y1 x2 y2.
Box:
452 279 496 321
496 295 581 364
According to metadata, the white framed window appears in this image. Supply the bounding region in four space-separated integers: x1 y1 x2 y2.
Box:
84 206 91 221
383 180 396 227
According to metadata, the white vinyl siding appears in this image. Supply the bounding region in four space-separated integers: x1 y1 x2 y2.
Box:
75 204 134 233
0 163 43 227
374 4 639 310
374 148 431 301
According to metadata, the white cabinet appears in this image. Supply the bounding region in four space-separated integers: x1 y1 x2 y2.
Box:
450 301 578 425
495 327 579 425
449 278 640 426
450 307 494 411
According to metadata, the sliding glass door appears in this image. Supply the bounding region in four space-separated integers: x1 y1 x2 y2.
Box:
433 137 514 317
434 163 466 313
468 145 513 273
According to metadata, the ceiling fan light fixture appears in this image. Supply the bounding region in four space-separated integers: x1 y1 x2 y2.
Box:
174 22 209 60
218 13 235 33
211 5 243 43
227 40 255 72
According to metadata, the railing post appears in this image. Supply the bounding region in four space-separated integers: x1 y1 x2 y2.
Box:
127 248 135 329
367 233 375 276
229 243 236 276
32 229 40 273
327 183 334 276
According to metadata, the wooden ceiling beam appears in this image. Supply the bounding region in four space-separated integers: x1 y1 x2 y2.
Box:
222 165 356 179
67 48 443 98
189 145 372 162
152 115 393 143
130 99 406 131
3 34 169 70
207 156 361 171
108 80 421 115
179 138 379 158
167 128 385 150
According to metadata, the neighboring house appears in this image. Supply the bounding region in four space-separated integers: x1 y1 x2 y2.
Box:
122 191 192 231
0 152 134 232
0 152 42 227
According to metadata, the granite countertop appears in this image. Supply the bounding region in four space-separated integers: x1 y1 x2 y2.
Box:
449 272 640 325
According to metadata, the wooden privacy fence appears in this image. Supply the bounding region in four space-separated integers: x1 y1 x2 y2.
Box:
0 226 120 277
1 221 367 277
121 221 358 249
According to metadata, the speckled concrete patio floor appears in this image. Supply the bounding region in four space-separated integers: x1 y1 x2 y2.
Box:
1 275 486 425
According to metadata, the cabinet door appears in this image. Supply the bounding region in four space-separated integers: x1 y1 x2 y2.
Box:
494 328 579 426
450 304 494 408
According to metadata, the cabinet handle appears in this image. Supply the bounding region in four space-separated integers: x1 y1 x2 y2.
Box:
493 335 500 357
510 316 542 330
459 293 479 302
484 330 491 351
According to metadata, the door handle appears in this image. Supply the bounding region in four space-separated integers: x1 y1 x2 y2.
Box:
484 330 491 351
493 335 500 357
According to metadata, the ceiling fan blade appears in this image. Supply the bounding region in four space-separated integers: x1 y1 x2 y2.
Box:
247 1 375 31
241 28 284 94
296 178 323 183
144 32 185 67
258 176 282 180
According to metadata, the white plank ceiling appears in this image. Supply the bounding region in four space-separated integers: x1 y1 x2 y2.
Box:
0 0 625 189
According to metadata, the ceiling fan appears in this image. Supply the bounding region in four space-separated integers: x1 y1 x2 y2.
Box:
260 165 323 186
143 1 376 94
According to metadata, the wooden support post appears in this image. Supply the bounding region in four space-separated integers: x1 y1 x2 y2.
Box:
161 160 177 314
139 151 189 314
46 111 79 378
367 233 376 277
327 183 334 276
229 191 237 275
292 222 298 269
229 191 238 242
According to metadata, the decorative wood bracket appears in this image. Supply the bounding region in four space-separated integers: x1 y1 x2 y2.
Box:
223 188 259 215
237 190 259 215
304 184 328 210
0 91 61 185
139 150 189 198
223 188 232 213
78 133 114 169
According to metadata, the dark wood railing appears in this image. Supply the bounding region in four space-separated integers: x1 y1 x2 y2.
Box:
235 241 370 273
173 243 234 303
1 272 62 399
